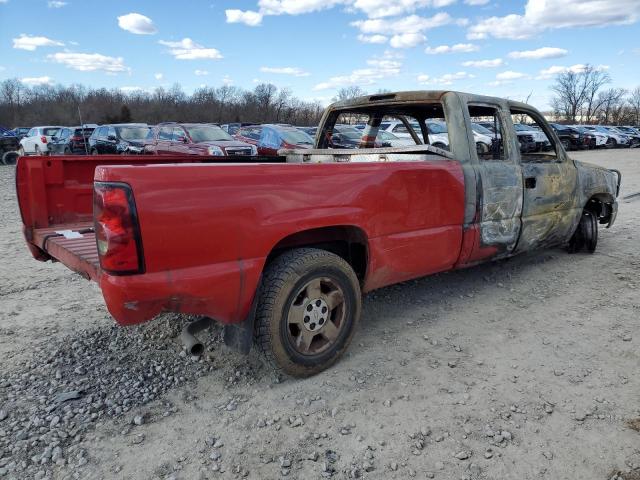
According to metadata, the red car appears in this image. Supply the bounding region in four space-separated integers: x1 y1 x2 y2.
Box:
234 124 314 155
144 123 256 156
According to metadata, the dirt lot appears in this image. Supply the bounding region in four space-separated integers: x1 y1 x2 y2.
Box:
0 150 639 480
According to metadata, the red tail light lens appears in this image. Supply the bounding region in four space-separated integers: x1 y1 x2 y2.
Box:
93 182 144 275
41 136 47 144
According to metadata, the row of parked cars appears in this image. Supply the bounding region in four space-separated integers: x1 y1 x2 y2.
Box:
2 119 639 164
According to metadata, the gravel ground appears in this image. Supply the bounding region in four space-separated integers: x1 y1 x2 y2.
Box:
0 150 639 480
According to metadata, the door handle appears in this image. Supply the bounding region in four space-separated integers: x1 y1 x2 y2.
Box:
525 177 536 189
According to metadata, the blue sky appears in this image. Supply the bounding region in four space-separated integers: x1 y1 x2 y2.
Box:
1 0 639 110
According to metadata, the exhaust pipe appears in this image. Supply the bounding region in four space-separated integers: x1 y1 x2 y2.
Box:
180 317 215 356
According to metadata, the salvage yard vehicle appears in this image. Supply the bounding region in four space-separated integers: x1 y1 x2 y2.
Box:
234 124 314 155
18 126 62 156
144 122 257 156
16 90 621 377
89 124 150 155
0 126 20 165
48 126 95 155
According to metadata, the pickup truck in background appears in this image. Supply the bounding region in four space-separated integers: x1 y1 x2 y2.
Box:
16 91 621 377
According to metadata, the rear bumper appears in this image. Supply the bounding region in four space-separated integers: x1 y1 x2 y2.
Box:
99 257 264 326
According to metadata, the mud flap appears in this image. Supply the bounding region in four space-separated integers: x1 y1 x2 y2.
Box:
222 281 262 355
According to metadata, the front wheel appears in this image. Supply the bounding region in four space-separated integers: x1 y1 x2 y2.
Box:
2 151 19 165
254 248 362 377
568 210 598 254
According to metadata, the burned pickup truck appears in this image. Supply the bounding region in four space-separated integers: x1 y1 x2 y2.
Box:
16 91 620 377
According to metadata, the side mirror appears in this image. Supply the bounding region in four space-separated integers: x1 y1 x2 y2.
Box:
177 136 188 143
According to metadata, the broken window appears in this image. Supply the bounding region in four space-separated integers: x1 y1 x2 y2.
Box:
509 109 557 162
467 105 506 161
317 102 449 151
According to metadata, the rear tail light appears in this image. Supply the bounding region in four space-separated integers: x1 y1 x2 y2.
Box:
93 182 144 275
41 136 47 144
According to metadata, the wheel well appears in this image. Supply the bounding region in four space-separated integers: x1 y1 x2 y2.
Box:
266 226 369 282
585 195 614 224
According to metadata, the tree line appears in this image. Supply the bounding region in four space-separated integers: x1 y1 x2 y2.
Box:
0 79 326 128
550 65 640 125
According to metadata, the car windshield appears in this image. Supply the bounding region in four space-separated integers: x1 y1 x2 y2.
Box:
117 126 150 140
279 128 313 145
471 123 493 135
186 125 234 142
427 122 447 134
42 127 61 136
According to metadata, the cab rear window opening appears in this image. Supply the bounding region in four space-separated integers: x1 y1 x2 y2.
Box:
319 103 449 150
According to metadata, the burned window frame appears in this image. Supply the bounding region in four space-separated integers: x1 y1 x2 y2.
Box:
509 107 562 164
317 102 449 150
466 102 511 163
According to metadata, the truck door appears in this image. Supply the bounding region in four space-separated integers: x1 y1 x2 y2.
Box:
508 108 580 252
461 103 523 263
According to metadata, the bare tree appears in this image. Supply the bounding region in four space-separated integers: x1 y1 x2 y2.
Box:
629 87 640 126
333 86 367 103
550 65 610 122
597 88 627 124
0 78 324 128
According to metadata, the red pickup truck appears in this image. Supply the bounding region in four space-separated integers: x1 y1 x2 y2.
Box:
16 91 620 377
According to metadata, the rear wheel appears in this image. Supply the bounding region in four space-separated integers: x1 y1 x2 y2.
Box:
606 138 616 149
91 149 99 155
254 248 361 377
561 139 571 151
568 210 598 254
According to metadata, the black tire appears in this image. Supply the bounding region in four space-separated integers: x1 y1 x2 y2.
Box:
568 210 598 254
1 151 19 165
254 248 361 377
64 147 71 155
91 149 99 156
606 138 616 149
561 139 571 151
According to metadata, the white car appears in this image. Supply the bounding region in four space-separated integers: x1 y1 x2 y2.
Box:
379 119 450 149
575 126 608 147
584 125 629 147
376 130 415 147
19 126 63 155
513 124 551 151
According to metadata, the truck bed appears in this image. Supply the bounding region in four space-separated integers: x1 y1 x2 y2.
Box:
17 152 466 325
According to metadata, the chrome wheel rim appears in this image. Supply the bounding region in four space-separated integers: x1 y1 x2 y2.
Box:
286 277 346 356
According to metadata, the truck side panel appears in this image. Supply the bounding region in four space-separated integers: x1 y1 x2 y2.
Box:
95 160 466 324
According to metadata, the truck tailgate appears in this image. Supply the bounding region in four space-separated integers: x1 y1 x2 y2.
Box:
31 222 99 280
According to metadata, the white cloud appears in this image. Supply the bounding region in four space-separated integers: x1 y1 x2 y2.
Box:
13 34 64 51
260 66 311 77
48 52 128 72
350 0 456 18
418 71 475 85
117 13 157 35
464 0 489 4
508 47 568 60
496 70 528 80
21 76 53 86
425 43 478 54
314 51 402 90
390 32 426 48
47 1 67 8
462 58 503 68
536 63 609 79
358 34 388 44
258 0 345 15
194 69 210 76
468 0 640 40
225 9 263 26
352 13 452 35
154 73 163 80
159 38 223 60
